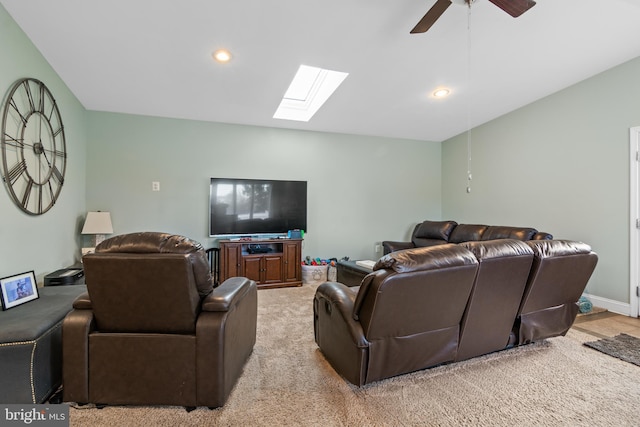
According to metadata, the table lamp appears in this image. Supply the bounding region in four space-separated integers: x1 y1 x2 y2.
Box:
81 211 113 255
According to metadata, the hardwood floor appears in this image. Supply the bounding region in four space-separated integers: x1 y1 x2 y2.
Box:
572 310 640 339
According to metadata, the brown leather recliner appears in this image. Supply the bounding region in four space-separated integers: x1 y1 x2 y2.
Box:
515 239 598 345
313 244 478 386
62 232 257 408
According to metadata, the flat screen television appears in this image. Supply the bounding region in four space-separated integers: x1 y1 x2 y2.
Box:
209 178 307 237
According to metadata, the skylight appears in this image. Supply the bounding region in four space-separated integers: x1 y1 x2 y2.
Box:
273 65 348 122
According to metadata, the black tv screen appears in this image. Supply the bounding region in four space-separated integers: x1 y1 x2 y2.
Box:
209 178 307 237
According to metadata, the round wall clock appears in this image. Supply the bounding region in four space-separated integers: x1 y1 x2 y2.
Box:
1 78 66 215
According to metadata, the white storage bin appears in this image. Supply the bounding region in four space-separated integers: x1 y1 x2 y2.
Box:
302 265 328 285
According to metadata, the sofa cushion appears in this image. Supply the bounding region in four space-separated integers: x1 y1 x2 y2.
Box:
532 232 554 240
373 244 477 273
449 224 488 243
96 232 213 296
460 239 534 260
525 239 592 258
411 238 450 248
413 220 457 241
481 226 537 241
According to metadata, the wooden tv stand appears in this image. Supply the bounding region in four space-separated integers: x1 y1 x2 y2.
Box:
218 238 303 289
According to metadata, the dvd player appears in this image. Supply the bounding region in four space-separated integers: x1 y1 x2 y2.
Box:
247 245 273 254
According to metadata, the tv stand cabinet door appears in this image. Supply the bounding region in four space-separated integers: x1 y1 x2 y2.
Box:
283 241 302 284
220 242 242 282
243 255 283 286
262 255 283 285
242 256 262 284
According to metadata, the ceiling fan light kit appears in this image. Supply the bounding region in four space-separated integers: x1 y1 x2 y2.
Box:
411 0 536 34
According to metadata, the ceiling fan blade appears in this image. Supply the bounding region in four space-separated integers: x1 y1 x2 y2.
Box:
488 0 536 18
410 0 452 34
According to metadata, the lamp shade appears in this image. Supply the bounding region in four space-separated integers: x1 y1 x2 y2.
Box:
81 211 113 235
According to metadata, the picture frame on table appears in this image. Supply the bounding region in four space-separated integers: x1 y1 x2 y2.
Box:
0 270 39 310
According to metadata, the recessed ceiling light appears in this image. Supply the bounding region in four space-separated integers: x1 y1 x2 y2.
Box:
433 88 451 98
273 65 349 122
213 49 232 63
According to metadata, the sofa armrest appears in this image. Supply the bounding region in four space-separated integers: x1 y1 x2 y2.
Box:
314 282 370 385
196 277 257 407
62 309 95 404
201 277 255 312
72 292 92 309
382 240 415 255
315 282 368 348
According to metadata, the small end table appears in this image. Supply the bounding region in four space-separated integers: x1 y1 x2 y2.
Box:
336 260 374 287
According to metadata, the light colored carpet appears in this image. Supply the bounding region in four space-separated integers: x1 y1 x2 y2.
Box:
69 284 640 427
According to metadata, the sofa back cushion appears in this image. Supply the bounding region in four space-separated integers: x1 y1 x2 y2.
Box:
96 232 213 296
351 244 478 381
448 224 489 243
532 232 554 240
411 220 457 247
354 244 478 335
519 240 597 314
517 240 598 344
481 226 537 241
83 253 202 333
456 240 534 361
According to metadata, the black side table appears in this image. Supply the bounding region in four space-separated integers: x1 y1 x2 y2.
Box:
336 260 373 287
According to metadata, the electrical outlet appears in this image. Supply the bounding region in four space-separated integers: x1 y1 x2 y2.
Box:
152 181 160 191
374 243 382 253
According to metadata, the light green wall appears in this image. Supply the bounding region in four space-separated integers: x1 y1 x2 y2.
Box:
86 112 442 260
442 56 640 304
0 5 87 283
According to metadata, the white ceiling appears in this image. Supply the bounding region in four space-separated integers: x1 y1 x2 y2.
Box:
2 0 640 142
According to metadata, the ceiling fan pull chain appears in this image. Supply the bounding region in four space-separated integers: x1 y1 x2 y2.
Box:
466 5 473 194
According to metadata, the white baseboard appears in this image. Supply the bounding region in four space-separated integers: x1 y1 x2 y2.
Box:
582 293 632 316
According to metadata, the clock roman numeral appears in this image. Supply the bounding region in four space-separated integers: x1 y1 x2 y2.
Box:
46 102 59 122
21 179 33 208
9 99 28 126
47 180 54 199
51 166 64 185
7 159 27 184
36 183 43 214
22 180 46 214
38 82 45 113
23 80 36 113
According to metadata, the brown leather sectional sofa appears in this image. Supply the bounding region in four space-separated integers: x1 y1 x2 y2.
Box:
314 238 597 386
382 220 553 255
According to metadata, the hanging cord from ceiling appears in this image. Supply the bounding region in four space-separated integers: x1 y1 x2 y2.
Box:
466 3 473 194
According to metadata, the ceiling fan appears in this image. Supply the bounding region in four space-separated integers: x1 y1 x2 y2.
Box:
410 0 536 34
